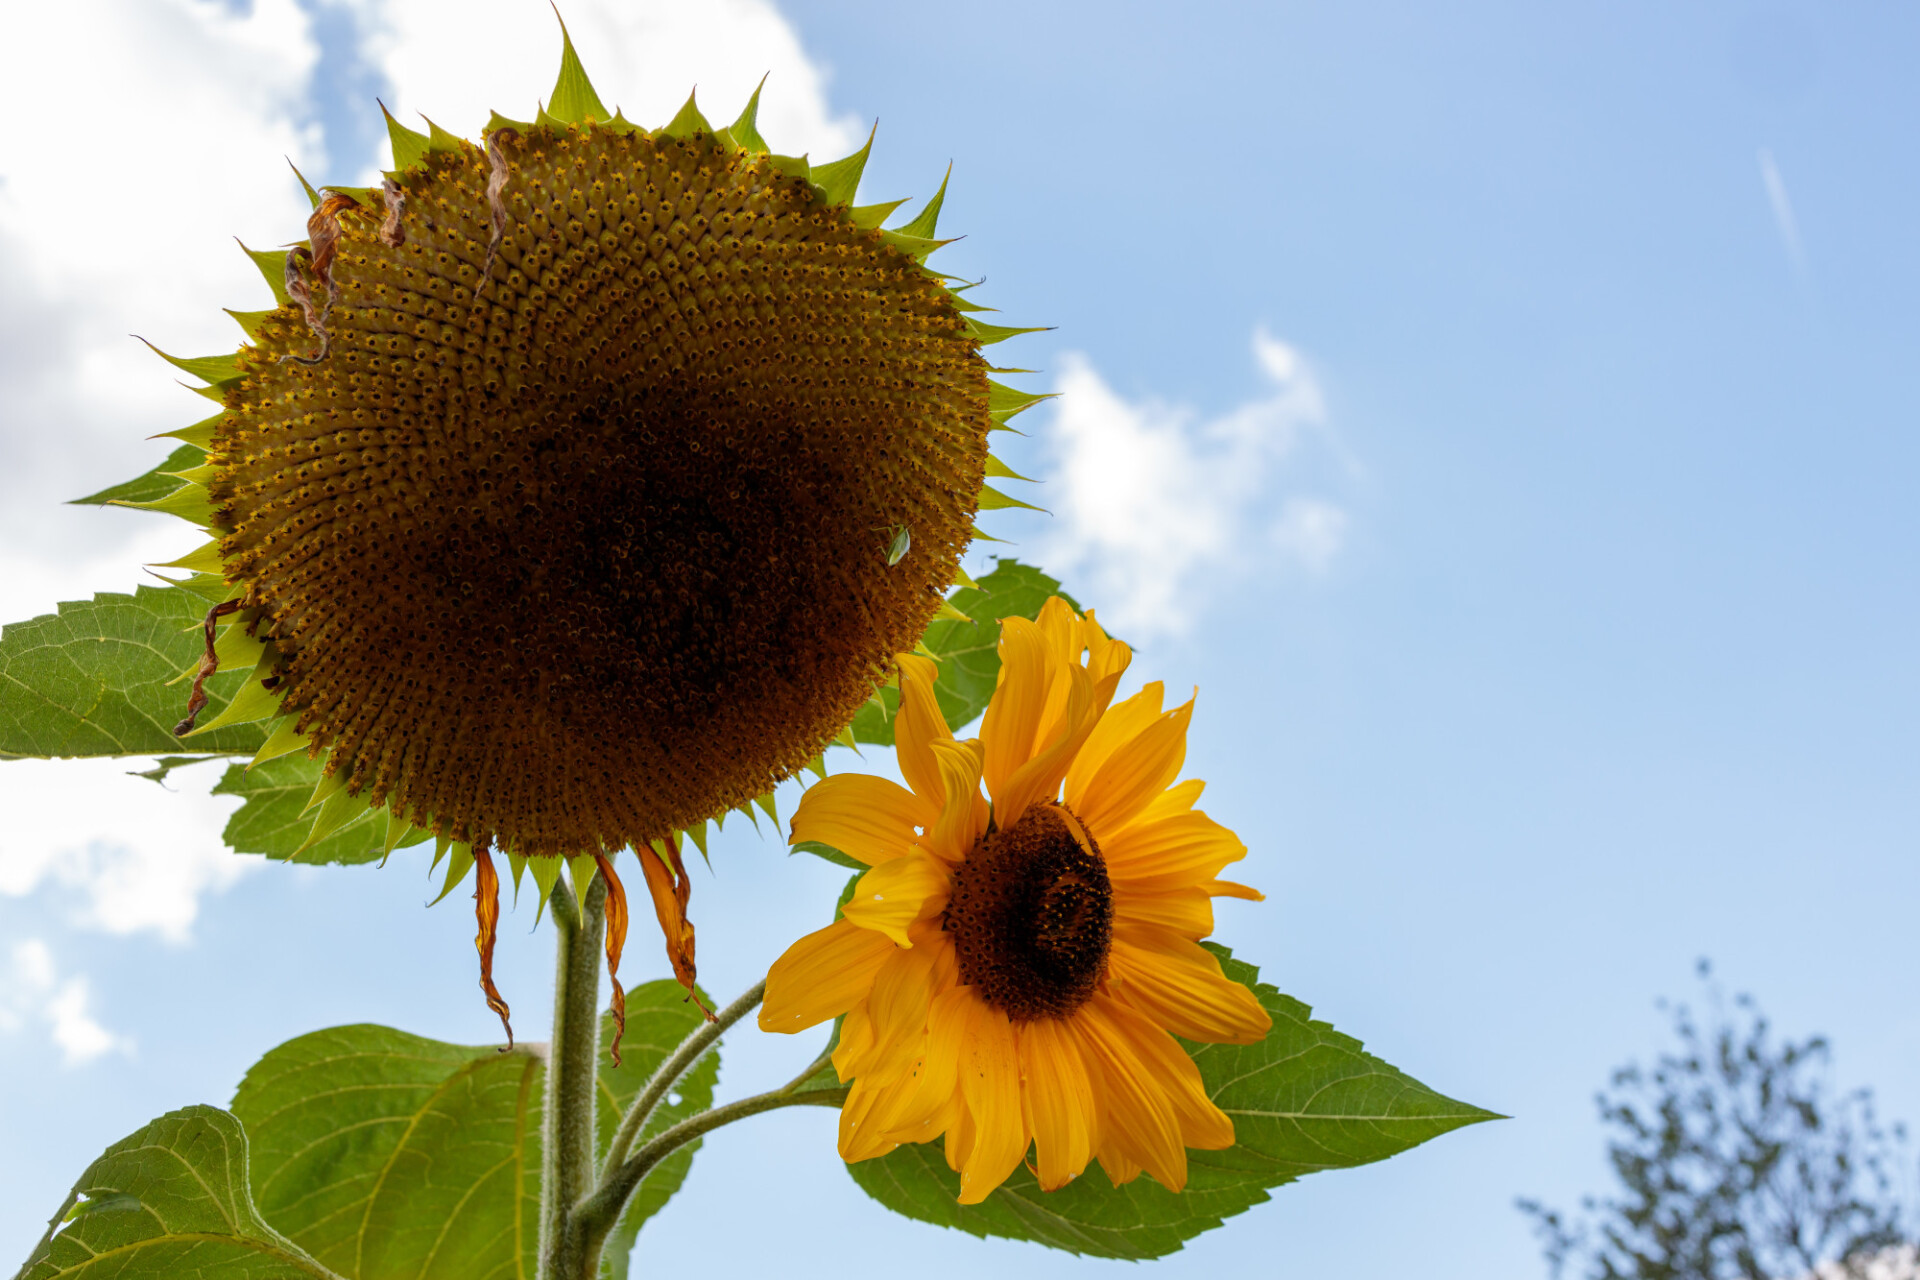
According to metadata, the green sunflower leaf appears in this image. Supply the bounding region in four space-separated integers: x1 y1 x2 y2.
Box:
15 1105 341 1280
227 991 716 1280
214 754 400 866
69 444 206 507
0 586 269 760
846 944 1499 1259
848 558 1077 748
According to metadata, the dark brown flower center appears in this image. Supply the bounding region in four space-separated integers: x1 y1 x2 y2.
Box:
944 801 1113 1021
207 125 988 855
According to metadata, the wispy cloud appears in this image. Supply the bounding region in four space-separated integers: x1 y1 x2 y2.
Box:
1035 328 1351 637
1758 148 1808 279
1 940 132 1066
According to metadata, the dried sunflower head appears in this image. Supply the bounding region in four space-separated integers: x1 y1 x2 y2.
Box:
126 28 1046 1048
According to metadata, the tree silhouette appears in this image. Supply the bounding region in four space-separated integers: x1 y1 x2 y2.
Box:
1521 962 1914 1280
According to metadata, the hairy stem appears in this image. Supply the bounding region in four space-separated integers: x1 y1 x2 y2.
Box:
571 1084 850 1267
538 872 607 1280
599 979 767 1178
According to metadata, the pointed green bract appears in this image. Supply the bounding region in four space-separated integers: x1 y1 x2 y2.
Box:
850 197 909 229
726 76 769 153
985 454 1036 483
661 90 711 139
879 228 951 262
289 160 321 209
977 484 1045 512
238 240 293 306
137 339 241 388
527 853 565 925
429 841 476 905
249 715 310 769
156 409 225 448
547 14 611 125
298 785 371 853
987 380 1054 420
382 100 430 171
113 479 215 527
225 307 274 340
811 122 875 207
421 115 464 153
70 444 205 507
486 109 535 135
898 164 951 239
966 317 1052 345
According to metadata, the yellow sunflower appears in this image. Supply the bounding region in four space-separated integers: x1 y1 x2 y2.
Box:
759 596 1271 1202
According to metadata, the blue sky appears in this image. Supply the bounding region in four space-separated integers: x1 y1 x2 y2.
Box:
2 1 1916 1276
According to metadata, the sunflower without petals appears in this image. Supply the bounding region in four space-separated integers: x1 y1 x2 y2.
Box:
115 28 1046 1048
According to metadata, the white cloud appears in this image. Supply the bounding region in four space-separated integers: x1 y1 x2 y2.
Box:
353 0 860 172
0 758 248 942
1 940 132 1066
1037 328 1349 637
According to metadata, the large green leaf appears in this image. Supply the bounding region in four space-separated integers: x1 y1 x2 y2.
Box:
16 1105 340 1280
850 558 1078 747
846 945 1499 1259
231 1026 539 1280
0 586 269 760
213 755 389 866
229 984 717 1280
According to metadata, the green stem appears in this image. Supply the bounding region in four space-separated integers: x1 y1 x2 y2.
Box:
599 978 767 1177
570 1084 850 1267
538 872 607 1280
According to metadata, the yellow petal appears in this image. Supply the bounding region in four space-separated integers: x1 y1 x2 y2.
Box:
993 662 1105 828
840 1070 911 1162
790 773 935 866
1113 883 1215 937
1204 878 1265 902
928 739 988 863
956 997 1027 1204
1062 682 1165 813
759 919 897 1033
1109 921 1272 1045
980 617 1051 800
1136 777 1206 824
841 851 952 948
1102 809 1249 894
1073 999 1188 1192
1019 1017 1098 1190
861 940 946 1082
1096 993 1236 1151
893 651 954 806
1073 695 1194 837
878 982 971 1150
1081 610 1131 687
832 997 875 1080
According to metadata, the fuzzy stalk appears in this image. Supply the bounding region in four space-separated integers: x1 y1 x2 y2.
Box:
539 872 608 1280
